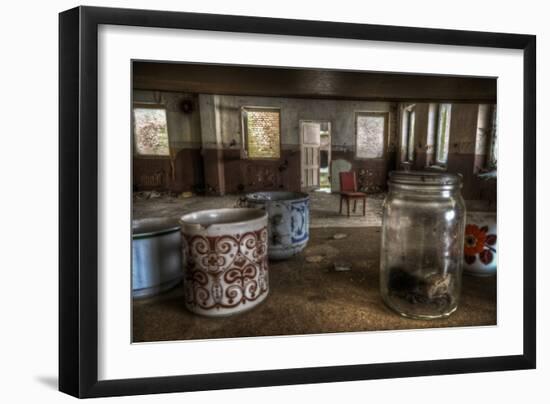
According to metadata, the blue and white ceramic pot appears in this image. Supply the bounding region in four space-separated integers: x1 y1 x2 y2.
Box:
245 191 310 260
463 211 497 276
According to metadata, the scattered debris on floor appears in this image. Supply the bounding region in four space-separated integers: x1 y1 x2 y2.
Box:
332 233 348 240
305 255 324 263
304 243 339 260
133 192 385 227
333 261 352 271
133 191 165 200
233 197 247 208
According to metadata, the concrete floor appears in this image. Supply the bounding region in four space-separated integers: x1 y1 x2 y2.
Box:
133 191 385 228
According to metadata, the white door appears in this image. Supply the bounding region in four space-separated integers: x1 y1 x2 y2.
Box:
300 121 321 191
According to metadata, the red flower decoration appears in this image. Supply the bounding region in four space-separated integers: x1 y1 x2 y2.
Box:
486 234 497 245
479 249 494 265
464 224 487 256
464 254 476 265
464 224 497 266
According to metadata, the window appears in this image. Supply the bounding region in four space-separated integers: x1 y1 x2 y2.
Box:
133 106 170 156
434 103 452 165
486 106 497 170
355 112 388 159
242 107 281 159
474 103 498 172
401 104 416 162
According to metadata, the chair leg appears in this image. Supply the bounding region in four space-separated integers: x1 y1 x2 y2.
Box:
347 198 350 217
363 198 366 216
353 199 357 213
339 196 343 214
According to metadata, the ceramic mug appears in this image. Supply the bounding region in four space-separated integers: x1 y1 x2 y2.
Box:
245 191 310 260
180 208 269 316
463 211 497 276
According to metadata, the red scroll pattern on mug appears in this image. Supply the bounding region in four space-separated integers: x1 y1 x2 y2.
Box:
183 227 269 312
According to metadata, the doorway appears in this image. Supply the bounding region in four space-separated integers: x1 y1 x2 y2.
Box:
300 120 331 192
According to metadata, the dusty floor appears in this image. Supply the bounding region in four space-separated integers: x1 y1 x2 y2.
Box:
133 190 385 228
133 226 496 342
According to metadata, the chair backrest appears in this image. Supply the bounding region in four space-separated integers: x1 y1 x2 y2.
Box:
339 171 357 192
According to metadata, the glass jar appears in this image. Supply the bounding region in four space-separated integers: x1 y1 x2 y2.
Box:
380 171 466 319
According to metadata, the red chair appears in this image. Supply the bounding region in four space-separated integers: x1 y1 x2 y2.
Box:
339 171 367 217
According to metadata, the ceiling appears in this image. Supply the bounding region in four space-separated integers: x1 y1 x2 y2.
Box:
133 61 497 103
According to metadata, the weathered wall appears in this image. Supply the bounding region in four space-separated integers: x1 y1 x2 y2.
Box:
132 91 495 201
399 102 496 201
132 91 204 193
206 95 397 193
213 95 394 146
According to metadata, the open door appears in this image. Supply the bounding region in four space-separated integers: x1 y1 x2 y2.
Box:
300 121 321 191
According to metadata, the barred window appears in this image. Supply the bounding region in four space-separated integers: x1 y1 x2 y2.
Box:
133 106 170 156
356 112 387 159
242 107 281 159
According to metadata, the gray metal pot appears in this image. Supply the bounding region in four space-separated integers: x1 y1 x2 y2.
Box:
245 191 310 260
132 218 182 298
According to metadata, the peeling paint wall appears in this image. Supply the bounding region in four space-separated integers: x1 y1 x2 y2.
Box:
212 95 396 149
206 95 398 193
449 103 479 155
132 90 496 202
132 90 204 193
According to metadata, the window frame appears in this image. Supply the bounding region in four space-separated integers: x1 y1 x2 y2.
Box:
132 103 171 158
433 103 452 167
400 104 416 163
241 106 282 160
485 104 498 170
354 111 389 160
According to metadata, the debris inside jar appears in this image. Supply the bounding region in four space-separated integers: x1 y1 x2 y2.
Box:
387 268 455 312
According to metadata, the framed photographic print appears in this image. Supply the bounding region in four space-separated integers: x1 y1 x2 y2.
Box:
59 5 536 398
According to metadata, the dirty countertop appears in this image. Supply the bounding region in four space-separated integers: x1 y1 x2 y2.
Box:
133 226 496 342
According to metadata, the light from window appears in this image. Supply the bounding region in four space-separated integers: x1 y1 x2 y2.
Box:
401 105 416 162
243 108 281 159
435 104 452 164
133 107 170 156
407 110 416 162
487 105 497 169
356 113 386 159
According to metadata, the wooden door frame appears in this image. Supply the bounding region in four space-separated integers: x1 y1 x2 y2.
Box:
319 121 332 191
299 120 332 191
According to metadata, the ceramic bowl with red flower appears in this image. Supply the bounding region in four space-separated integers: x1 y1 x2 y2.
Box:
463 212 497 276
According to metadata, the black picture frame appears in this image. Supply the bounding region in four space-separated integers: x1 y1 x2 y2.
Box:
59 6 536 398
